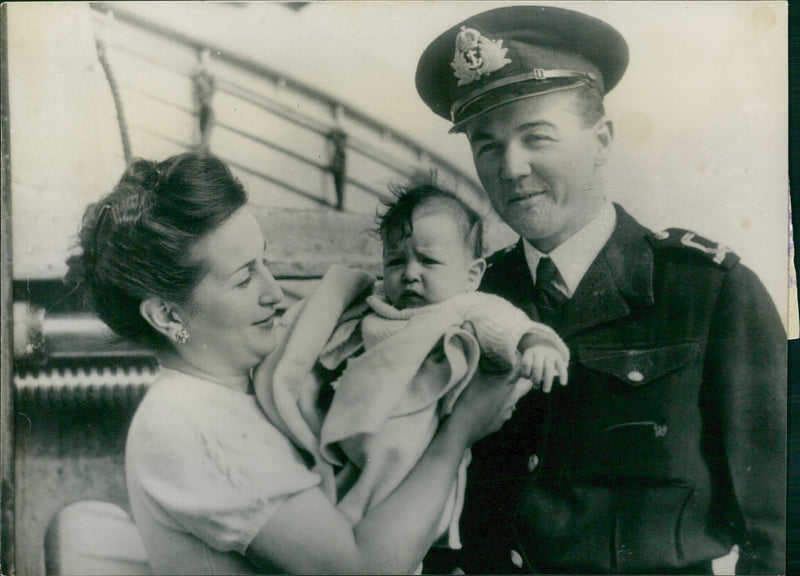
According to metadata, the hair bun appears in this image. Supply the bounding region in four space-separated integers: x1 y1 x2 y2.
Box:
63 152 248 348
119 158 163 192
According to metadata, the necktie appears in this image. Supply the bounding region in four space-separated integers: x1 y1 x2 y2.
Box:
534 257 566 323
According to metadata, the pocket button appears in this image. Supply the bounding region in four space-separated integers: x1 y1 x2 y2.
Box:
627 370 644 383
510 550 524 568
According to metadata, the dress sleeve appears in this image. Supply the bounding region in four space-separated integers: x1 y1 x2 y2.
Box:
129 391 321 556
451 292 569 368
704 265 786 574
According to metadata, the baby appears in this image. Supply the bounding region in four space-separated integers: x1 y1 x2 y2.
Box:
256 183 569 558
313 184 570 550
377 183 568 388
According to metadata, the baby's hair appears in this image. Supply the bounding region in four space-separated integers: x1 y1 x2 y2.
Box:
64 152 247 349
377 182 483 258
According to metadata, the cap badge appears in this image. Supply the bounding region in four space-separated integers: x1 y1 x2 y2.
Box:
450 26 511 86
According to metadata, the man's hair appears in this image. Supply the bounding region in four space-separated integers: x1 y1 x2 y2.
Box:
377 182 483 258
574 82 606 127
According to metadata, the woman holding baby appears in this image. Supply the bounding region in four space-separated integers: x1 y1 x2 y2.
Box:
66 152 561 574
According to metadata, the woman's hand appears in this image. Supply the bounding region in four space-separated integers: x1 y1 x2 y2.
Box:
247 367 536 575
445 366 534 447
247 366 533 575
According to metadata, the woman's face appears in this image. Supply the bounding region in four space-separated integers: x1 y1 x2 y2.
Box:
176 207 284 379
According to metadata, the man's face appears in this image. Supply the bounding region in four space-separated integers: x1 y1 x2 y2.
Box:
465 91 611 253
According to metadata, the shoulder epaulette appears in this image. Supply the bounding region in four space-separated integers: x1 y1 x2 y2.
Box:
647 228 740 270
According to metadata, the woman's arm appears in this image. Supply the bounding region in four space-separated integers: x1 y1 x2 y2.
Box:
246 367 524 574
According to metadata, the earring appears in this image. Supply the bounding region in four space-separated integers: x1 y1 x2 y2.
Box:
173 328 190 344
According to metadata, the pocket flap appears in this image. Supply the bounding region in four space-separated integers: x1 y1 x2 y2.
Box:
578 341 701 386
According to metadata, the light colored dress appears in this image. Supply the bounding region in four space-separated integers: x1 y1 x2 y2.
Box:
126 367 320 575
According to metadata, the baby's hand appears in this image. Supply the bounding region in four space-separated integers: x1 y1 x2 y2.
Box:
520 344 568 393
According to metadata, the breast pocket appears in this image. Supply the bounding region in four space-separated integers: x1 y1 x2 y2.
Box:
567 340 703 485
578 341 702 387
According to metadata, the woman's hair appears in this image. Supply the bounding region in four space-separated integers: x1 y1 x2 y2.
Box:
65 152 248 349
377 181 483 258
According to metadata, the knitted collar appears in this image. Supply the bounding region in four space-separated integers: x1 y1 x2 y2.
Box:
366 281 449 320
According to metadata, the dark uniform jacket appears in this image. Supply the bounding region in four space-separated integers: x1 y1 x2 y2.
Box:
460 204 786 574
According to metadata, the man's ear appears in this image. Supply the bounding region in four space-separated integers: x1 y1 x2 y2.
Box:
593 117 614 167
139 298 185 340
465 257 487 292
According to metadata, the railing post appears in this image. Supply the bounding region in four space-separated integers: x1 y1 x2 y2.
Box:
95 11 132 164
192 49 216 152
328 128 347 211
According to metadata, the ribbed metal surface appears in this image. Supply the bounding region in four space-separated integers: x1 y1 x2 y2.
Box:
15 365 156 410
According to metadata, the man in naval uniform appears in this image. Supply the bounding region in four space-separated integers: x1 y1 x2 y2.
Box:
415 5 786 574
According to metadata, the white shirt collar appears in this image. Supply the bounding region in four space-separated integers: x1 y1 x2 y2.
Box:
523 202 617 297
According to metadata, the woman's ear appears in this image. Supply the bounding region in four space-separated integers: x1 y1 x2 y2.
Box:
593 117 614 167
139 298 185 340
465 258 487 292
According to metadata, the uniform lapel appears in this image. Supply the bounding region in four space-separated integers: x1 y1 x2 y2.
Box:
558 257 631 338
557 205 655 339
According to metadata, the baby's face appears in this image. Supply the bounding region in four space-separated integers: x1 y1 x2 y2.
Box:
382 209 480 309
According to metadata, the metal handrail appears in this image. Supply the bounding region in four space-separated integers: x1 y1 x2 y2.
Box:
88 2 482 193
98 56 395 202
216 79 426 185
